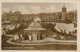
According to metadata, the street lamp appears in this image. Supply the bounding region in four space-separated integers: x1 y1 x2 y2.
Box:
55 12 58 23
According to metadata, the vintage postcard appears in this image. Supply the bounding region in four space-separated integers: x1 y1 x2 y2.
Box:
0 0 80 52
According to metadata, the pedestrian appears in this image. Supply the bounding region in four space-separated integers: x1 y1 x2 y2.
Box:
29 35 31 41
20 34 24 41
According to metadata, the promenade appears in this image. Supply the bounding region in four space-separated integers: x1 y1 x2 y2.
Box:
7 37 76 46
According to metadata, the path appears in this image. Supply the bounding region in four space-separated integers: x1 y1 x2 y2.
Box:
7 38 77 46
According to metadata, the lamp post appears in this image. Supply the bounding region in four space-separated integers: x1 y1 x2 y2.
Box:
55 12 58 23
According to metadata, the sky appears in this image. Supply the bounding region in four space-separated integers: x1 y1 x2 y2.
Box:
2 3 77 14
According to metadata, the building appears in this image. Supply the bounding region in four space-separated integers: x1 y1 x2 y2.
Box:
2 10 23 23
24 19 46 42
61 4 67 22
34 17 41 22
62 4 67 13
2 4 76 24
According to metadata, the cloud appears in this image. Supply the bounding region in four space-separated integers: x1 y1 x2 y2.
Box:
3 5 56 14
14 6 30 14
2 3 76 14
2 5 30 14
2 8 10 12
44 6 56 13
28 5 56 14
29 6 42 14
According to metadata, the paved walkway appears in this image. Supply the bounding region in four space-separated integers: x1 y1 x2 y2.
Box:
45 38 77 42
7 38 77 46
4 34 77 45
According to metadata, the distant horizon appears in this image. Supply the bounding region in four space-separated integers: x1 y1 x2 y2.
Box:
2 3 77 14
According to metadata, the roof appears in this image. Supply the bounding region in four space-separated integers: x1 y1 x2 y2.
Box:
29 21 41 27
55 23 77 34
34 17 41 22
24 21 46 31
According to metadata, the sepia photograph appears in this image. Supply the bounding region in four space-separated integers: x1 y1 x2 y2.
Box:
1 2 77 50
